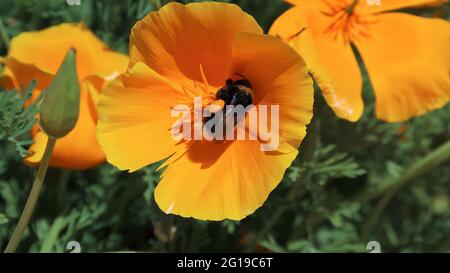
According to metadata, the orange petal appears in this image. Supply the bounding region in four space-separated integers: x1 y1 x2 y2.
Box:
354 13 450 122
231 32 313 153
7 23 128 80
0 57 52 90
358 0 448 14
296 31 364 121
97 62 190 172
269 6 308 42
155 140 298 221
25 80 105 169
129 2 262 88
272 5 364 121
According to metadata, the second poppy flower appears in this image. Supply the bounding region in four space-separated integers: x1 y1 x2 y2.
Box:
0 23 129 169
271 0 450 122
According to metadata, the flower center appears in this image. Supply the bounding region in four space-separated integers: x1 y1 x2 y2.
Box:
323 0 370 43
345 0 359 14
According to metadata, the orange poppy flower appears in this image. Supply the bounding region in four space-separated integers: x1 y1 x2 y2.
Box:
0 23 128 169
270 0 450 122
97 2 313 220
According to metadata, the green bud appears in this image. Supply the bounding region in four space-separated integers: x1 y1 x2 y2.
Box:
39 48 80 138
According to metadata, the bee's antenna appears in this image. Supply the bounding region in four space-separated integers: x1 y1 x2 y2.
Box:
234 72 248 80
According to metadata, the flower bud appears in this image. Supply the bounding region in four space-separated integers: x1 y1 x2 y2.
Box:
39 48 80 138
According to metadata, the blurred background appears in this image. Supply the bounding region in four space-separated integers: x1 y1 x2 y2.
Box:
0 0 449 253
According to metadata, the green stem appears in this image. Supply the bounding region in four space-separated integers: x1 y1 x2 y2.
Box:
307 139 450 232
151 0 162 10
0 16 10 50
4 137 57 253
56 170 71 214
361 140 450 238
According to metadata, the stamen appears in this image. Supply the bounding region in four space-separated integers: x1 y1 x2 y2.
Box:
181 85 198 98
287 27 306 41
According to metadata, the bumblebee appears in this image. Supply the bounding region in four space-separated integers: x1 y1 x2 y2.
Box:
205 75 254 134
216 76 253 108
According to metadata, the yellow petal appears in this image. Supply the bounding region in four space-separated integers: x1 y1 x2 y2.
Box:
97 62 190 172
358 0 448 14
155 140 298 221
273 5 364 121
129 2 262 88
0 58 52 90
231 32 313 153
353 13 450 122
269 6 308 42
7 23 128 80
2 24 128 170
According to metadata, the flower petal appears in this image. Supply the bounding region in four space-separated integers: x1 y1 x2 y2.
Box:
97 62 190 172
296 31 364 121
231 32 313 153
358 0 448 14
271 6 364 121
129 2 262 88
155 140 298 221
0 58 52 90
353 13 450 122
269 6 308 41
7 23 128 80
25 80 105 169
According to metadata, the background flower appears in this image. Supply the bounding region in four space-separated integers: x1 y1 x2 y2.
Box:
270 0 450 122
0 23 128 169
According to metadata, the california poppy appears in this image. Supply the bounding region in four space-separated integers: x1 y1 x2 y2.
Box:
0 23 128 169
97 2 313 220
270 0 450 122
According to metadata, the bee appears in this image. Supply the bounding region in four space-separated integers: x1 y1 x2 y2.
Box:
216 75 253 109
205 74 254 134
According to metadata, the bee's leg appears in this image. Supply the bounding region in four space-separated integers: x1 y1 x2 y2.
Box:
229 92 238 106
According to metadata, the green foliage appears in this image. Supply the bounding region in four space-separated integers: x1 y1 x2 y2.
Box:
0 0 449 253
0 82 44 157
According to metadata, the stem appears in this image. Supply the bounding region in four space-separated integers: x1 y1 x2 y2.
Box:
167 215 176 252
151 0 162 10
56 170 71 213
361 140 450 238
0 16 10 49
307 140 450 233
4 137 57 253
